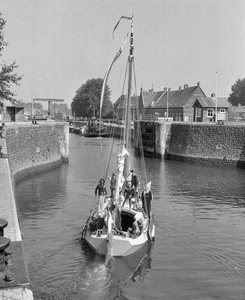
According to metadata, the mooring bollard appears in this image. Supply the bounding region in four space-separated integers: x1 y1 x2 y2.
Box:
0 219 8 237
0 236 10 272
0 218 14 283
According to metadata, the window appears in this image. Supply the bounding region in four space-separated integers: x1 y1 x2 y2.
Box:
207 109 214 118
220 109 225 113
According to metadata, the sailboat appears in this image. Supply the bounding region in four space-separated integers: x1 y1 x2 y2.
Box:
80 16 155 257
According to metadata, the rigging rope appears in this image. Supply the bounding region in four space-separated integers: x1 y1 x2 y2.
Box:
132 58 148 185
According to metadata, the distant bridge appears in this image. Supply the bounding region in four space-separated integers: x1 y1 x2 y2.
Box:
33 98 64 118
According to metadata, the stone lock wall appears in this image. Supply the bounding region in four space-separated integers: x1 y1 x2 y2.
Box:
5 122 69 181
168 123 245 168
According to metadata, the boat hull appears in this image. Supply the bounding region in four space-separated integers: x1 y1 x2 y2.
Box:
109 233 148 257
83 132 110 138
83 231 108 255
83 230 148 257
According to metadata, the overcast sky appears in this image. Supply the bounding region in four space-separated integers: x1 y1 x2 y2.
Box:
1 0 245 107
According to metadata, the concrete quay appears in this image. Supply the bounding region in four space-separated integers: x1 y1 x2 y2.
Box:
0 120 69 299
0 137 33 300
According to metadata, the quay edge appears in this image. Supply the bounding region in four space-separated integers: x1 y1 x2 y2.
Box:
108 121 245 169
0 121 69 300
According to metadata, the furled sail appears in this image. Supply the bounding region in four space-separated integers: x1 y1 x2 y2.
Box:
99 39 127 120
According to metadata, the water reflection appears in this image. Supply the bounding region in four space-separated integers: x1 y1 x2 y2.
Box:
16 165 68 217
78 240 153 300
107 241 152 285
15 135 245 300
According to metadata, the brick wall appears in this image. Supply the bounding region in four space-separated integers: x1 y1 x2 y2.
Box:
168 123 245 168
5 123 69 181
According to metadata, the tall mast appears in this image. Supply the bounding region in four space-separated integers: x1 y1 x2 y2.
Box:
113 15 134 200
124 16 134 148
123 16 134 179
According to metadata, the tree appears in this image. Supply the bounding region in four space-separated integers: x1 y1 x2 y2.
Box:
71 78 113 118
0 12 22 108
228 78 245 106
51 102 70 115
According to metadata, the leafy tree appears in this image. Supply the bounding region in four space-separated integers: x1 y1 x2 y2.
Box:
22 102 43 112
228 78 245 106
0 12 22 108
51 102 70 115
71 78 112 118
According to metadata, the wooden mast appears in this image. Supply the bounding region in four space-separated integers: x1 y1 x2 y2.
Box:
113 15 134 201
123 15 134 179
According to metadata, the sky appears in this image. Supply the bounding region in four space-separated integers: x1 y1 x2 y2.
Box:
0 0 245 108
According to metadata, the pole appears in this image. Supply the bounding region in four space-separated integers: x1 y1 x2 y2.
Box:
31 83 33 120
167 88 169 119
215 72 218 123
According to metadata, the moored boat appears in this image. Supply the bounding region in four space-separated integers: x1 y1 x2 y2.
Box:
82 119 110 137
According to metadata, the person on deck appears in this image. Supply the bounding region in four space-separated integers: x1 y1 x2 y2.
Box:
122 181 135 210
131 169 139 195
107 173 117 198
142 182 153 218
95 178 107 213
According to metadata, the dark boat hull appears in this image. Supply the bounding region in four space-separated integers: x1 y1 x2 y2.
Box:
83 132 110 138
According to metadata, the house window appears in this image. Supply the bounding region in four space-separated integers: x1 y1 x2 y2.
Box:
207 109 214 118
220 109 225 113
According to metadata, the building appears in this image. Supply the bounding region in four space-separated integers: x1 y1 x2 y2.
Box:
192 95 230 122
115 82 230 123
0 102 25 122
115 94 140 120
141 82 206 122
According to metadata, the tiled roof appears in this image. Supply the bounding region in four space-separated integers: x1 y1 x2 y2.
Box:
195 97 230 108
144 85 205 108
141 91 163 107
115 95 139 109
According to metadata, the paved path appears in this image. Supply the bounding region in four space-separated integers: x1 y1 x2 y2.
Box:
0 138 33 300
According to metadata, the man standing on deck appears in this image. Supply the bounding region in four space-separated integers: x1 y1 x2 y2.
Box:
95 179 107 213
131 169 139 195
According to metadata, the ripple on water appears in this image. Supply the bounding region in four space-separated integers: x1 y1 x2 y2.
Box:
15 136 245 300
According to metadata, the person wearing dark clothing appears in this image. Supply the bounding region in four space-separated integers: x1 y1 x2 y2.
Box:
95 178 107 213
107 173 117 198
142 182 153 218
95 178 107 196
123 181 135 210
131 169 139 194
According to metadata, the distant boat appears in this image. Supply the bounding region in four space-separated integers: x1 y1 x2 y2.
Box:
82 119 110 138
80 16 155 258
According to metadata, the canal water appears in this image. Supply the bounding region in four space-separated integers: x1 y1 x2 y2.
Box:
15 134 245 300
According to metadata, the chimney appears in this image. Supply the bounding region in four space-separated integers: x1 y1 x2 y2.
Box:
164 87 167 93
168 88 171 92
149 84 154 92
197 82 200 87
179 86 182 91
184 84 188 89
211 93 215 98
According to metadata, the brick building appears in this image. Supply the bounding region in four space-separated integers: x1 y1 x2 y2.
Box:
141 82 206 122
192 95 230 122
115 82 230 123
